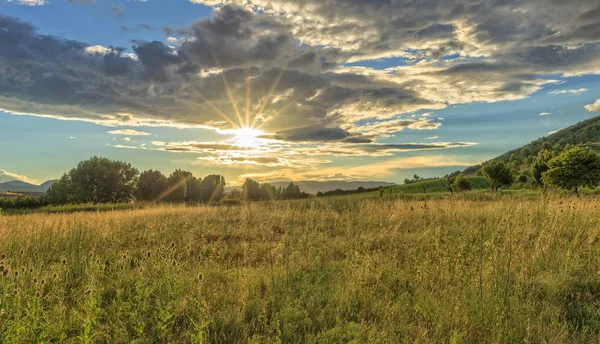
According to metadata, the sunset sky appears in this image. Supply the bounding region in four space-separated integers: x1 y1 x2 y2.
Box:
1 0 599 185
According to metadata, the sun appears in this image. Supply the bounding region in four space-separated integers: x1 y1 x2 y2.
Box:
234 127 264 147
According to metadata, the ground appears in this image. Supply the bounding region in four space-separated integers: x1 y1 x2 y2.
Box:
0 195 599 343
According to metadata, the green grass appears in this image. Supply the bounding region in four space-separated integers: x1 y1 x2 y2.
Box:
0 197 599 342
1 202 140 215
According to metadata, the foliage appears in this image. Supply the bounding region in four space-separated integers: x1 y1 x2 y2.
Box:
136 170 167 202
518 175 528 184
542 146 600 194
45 156 139 204
530 149 554 190
451 174 472 192
481 161 514 192
242 179 307 201
0 197 599 342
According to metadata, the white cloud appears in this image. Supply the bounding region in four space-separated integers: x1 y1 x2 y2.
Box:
107 129 151 136
585 99 600 112
426 136 440 140
548 88 588 96
66 136 76 140
8 0 45 5
539 112 550 116
0 169 39 184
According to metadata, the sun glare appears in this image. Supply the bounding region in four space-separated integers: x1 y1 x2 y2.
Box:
234 127 264 147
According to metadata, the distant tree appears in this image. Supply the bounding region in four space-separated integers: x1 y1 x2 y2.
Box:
229 188 242 200
164 169 193 203
520 146 532 159
282 182 301 199
404 178 411 185
136 170 167 202
530 149 554 191
46 156 139 204
518 175 528 184
481 161 514 192
413 174 420 181
242 178 261 201
452 174 472 192
541 142 553 151
45 173 72 205
357 186 365 192
186 177 203 203
542 146 600 195
199 175 226 202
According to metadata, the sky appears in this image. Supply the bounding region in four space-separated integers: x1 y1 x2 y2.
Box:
0 0 599 186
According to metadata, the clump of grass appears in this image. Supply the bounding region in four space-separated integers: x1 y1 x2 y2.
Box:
0 197 599 342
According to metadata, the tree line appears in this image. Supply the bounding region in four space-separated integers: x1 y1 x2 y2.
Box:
0 156 313 210
478 145 600 194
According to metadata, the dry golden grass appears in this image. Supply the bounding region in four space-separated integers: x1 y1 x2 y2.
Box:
0 197 599 343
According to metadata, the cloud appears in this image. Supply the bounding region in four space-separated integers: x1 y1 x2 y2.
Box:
548 88 588 95
585 99 600 112
0 169 39 184
107 129 151 136
1 1 600 149
7 0 45 5
238 155 480 183
539 112 550 116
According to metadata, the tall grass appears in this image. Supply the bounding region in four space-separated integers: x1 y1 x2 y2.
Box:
0 197 599 342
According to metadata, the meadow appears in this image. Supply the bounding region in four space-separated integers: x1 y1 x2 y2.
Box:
0 196 599 343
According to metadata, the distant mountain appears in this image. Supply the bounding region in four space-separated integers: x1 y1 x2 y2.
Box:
0 180 55 193
227 180 397 194
464 115 600 174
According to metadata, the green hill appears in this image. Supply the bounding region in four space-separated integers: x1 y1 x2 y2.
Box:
464 115 600 174
379 176 490 195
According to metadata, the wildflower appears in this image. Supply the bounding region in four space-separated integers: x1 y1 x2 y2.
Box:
61 259 67 265
2 268 9 277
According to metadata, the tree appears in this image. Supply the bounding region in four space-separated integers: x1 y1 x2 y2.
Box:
282 182 301 199
541 142 553 152
229 189 242 200
199 175 226 202
242 178 261 201
520 146 531 159
542 146 600 195
186 177 203 203
530 149 554 191
452 174 472 192
164 169 193 203
518 175 528 184
46 156 138 204
136 170 167 202
413 174 420 181
45 173 72 205
481 161 513 192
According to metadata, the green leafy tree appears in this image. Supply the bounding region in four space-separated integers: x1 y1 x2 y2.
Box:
541 142 553 151
242 178 261 201
199 175 226 202
45 173 73 205
481 161 513 192
282 182 302 199
46 157 138 204
186 177 203 203
518 175 528 184
530 150 554 191
453 174 472 192
136 170 167 202
164 170 193 203
542 146 600 195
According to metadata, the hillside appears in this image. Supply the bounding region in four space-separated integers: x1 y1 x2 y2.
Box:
464 115 600 174
0 180 55 193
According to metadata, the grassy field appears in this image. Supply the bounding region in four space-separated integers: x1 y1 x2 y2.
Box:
0 197 599 343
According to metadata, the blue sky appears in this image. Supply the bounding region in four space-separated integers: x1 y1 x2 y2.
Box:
1 0 599 185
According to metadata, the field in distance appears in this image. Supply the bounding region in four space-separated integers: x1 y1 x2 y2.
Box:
0 197 599 343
